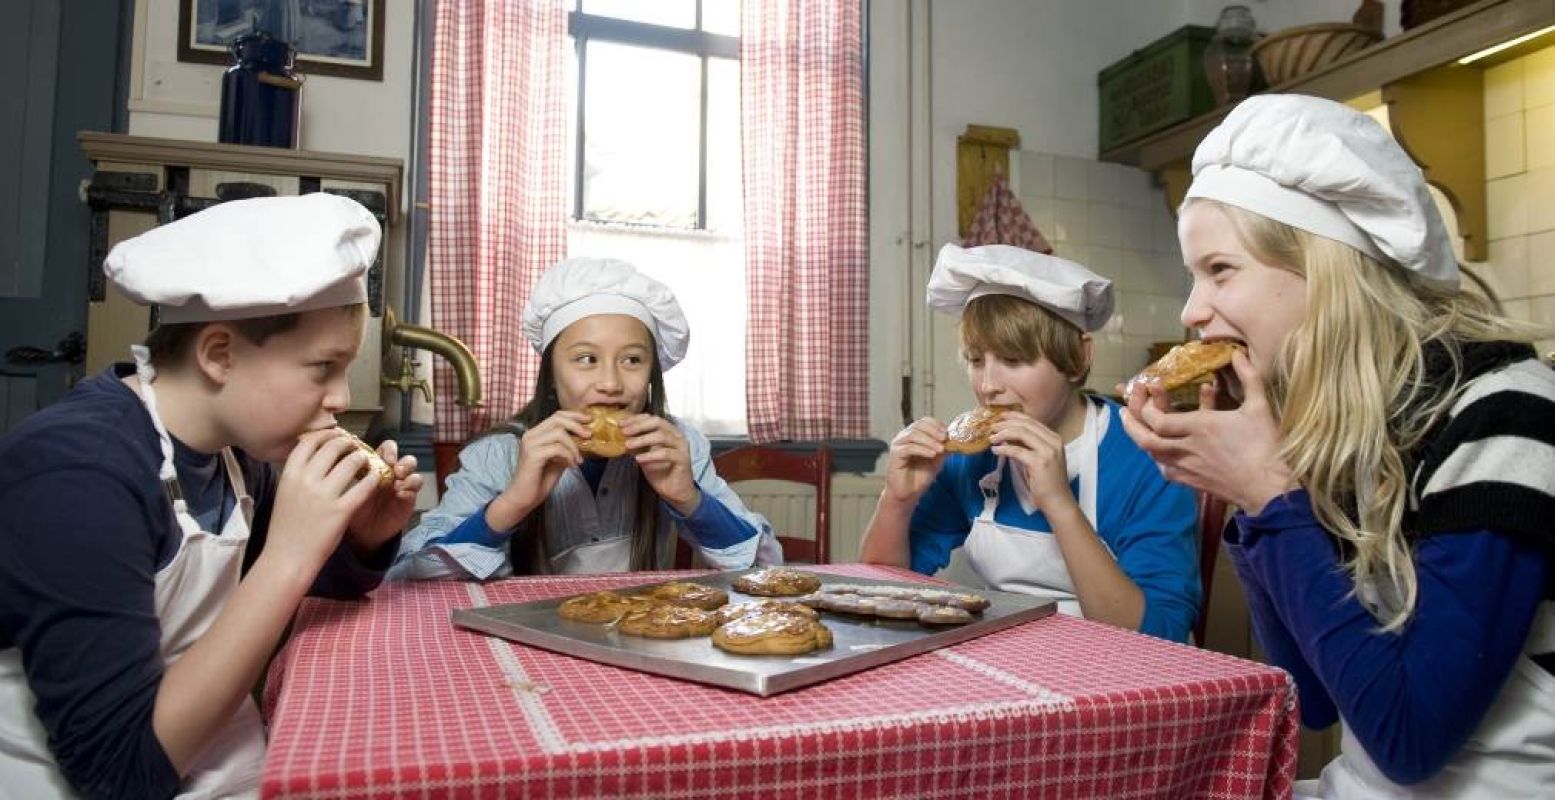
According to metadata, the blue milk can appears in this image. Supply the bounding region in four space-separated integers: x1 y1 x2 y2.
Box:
218 33 303 148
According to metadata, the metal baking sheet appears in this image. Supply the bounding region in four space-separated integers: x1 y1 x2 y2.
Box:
451 569 1057 696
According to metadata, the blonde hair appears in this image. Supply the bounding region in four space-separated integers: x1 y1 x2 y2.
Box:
959 294 1091 384
1196 199 1548 630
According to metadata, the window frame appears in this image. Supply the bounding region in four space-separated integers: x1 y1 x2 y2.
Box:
567 4 739 230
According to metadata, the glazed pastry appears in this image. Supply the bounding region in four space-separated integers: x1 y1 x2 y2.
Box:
644 581 729 611
943 405 1014 454
556 591 656 624
910 588 992 613
712 612 834 655
731 568 822 597
576 405 630 458
916 605 975 626
341 430 395 487
616 604 719 639
820 583 991 614
865 597 922 620
817 593 878 616
1125 340 1244 397
717 599 818 625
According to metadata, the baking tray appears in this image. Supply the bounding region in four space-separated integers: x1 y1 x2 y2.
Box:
451 569 1057 696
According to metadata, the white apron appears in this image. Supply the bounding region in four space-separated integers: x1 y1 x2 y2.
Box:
0 348 265 799
542 466 675 574
962 400 1110 616
1300 601 1555 799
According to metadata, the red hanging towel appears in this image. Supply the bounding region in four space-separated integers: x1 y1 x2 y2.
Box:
963 174 1053 254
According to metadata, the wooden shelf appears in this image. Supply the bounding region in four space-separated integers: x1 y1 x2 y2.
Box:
78 132 405 222
1100 0 1555 261
1102 0 1555 171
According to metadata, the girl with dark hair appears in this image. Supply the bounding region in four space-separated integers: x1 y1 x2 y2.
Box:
391 258 777 578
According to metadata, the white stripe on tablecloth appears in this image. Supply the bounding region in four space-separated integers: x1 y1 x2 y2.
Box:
933 649 1075 706
464 582 569 753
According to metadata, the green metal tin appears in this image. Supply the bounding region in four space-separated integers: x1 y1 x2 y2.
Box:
1098 25 1217 153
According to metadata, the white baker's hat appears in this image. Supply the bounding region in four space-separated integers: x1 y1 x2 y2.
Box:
926 243 1114 332
104 193 380 323
521 257 691 370
1185 93 1458 289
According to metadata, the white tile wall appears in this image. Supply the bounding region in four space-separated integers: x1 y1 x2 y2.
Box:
1015 153 1189 395
1486 44 1555 357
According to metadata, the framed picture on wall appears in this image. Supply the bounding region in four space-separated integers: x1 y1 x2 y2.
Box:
177 0 386 81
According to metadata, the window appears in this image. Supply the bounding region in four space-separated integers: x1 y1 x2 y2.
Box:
566 1 748 435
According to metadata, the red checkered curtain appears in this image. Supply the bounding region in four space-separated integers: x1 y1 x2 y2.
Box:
428 0 568 442
741 0 868 443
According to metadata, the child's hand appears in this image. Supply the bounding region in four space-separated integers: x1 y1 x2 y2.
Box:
883 418 948 503
498 410 589 516
1120 351 1297 513
264 429 380 573
345 439 425 558
990 410 1072 511
623 415 699 515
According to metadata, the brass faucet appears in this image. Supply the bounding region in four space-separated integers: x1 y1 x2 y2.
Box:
382 308 483 408
381 350 433 404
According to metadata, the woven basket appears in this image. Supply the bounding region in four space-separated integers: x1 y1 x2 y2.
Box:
1250 23 1382 86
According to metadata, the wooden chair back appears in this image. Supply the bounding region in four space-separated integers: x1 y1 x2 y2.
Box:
1195 491 1229 646
676 444 832 566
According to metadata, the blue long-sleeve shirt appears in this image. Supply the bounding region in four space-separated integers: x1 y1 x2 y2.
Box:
0 365 392 799
907 397 1201 642
1228 492 1546 784
1224 347 1555 788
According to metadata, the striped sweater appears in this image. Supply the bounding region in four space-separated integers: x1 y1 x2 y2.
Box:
1406 347 1555 596
1224 341 1554 785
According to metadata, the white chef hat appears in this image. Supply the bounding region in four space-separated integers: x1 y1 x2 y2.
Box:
926 243 1114 332
104 193 380 323
1185 93 1458 290
521 257 691 370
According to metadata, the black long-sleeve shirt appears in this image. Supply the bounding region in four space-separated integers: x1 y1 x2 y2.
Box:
0 365 391 798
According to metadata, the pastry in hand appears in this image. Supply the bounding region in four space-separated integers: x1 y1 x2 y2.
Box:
712 611 834 655
340 430 395 487
731 568 823 597
943 405 1015 454
576 405 629 458
644 581 729 611
1125 340 1244 398
616 604 719 639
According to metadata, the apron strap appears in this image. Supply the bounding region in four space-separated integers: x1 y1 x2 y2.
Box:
131 345 203 537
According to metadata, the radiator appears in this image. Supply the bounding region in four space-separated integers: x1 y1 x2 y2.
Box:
725 474 885 562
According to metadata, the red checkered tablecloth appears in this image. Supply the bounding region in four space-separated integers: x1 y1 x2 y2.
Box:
260 564 1297 799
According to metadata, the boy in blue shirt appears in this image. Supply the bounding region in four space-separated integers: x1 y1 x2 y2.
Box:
860 244 1200 642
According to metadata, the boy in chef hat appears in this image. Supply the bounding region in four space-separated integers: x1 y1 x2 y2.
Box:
1120 93 1555 795
858 243 1200 642
391 256 778 579
0 192 422 798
